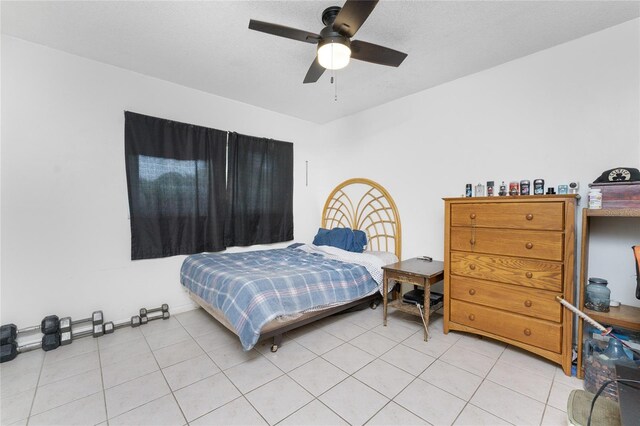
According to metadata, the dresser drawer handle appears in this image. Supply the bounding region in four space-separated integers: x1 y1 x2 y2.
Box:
524 328 532 336
469 239 476 246
525 242 534 249
526 272 533 278
468 314 475 321
470 213 476 219
469 264 476 270
469 289 476 296
524 300 532 308
526 214 534 220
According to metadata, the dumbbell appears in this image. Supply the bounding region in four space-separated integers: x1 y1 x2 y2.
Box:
0 334 61 363
0 315 60 345
145 311 170 324
103 316 144 334
58 311 104 345
139 304 169 318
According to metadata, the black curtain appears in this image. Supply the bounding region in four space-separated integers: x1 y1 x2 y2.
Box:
225 132 294 246
125 111 227 260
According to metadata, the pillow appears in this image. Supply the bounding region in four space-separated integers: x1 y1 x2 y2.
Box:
312 228 367 253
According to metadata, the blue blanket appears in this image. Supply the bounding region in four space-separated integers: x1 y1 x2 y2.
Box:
180 247 378 350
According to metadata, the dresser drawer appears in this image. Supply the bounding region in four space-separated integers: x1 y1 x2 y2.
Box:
450 227 564 261
449 252 563 292
450 202 564 230
450 276 562 322
450 299 562 353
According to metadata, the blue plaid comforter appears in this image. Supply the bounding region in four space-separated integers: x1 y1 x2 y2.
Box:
180 246 379 350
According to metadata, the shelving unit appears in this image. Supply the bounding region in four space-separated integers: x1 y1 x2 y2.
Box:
576 207 640 378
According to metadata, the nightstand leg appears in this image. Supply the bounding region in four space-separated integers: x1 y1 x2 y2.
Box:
383 272 388 326
423 284 430 341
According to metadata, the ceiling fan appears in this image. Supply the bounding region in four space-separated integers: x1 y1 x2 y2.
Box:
248 0 408 84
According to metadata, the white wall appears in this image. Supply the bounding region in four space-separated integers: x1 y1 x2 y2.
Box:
321 19 640 307
2 18 639 326
1 36 325 325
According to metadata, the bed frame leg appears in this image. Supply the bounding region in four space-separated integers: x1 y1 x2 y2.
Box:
271 334 283 352
370 295 382 310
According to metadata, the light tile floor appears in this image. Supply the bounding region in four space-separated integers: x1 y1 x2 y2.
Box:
0 307 583 425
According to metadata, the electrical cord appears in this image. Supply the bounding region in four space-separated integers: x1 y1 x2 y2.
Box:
412 301 429 336
587 378 640 426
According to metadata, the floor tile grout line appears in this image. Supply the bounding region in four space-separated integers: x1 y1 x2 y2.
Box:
24 350 47 425
178 314 273 424
25 389 106 425
457 349 548 425
24 346 102 422
101 333 171 423
483 375 554 405
220 324 392 424
395 341 490 425
29 350 101 390
96 345 108 426
142 323 189 426
449 355 506 426
273 395 350 426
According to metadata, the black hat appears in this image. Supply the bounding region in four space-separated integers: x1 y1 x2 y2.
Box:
593 167 640 183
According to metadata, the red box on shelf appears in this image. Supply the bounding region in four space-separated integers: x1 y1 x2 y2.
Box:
589 182 640 208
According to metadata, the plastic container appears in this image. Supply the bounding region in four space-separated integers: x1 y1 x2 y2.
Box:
509 181 519 196
533 179 545 195
584 338 636 401
499 181 507 197
585 277 611 312
588 188 602 209
486 181 495 196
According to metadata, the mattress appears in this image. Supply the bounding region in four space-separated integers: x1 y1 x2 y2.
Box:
180 244 393 349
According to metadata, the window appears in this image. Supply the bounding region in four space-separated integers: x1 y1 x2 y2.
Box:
225 132 294 247
124 113 294 260
124 112 227 260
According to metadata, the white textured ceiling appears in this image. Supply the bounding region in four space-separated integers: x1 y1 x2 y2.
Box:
2 1 639 124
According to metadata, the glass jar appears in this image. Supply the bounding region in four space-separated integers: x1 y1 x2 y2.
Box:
585 277 610 312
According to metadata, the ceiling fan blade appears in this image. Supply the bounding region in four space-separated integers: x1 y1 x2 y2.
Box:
303 57 325 84
332 0 378 37
249 20 321 44
350 40 407 67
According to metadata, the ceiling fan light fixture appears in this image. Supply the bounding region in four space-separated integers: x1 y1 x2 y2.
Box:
317 38 351 70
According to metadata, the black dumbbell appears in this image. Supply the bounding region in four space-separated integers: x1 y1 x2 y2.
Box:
139 304 169 318
103 316 143 334
0 315 60 345
0 334 60 363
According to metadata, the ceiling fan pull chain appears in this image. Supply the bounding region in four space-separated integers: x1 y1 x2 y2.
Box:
334 70 338 102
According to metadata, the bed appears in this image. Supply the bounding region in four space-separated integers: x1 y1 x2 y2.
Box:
181 178 401 352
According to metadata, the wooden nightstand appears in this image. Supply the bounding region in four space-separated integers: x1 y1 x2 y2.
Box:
382 258 445 341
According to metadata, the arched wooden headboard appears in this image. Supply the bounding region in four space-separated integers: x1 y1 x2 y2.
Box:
321 178 402 259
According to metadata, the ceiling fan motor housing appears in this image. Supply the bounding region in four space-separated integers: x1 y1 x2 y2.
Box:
321 6 342 26
319 26 351 50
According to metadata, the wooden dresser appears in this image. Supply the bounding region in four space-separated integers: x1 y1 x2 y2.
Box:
443 195 577 375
